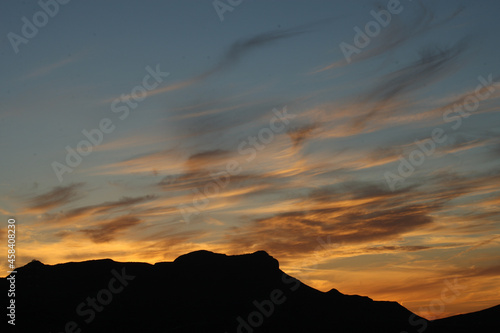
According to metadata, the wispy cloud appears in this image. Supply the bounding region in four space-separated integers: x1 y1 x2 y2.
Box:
38 194 157 225
352 40 468 130
449 235 500 259
26 183 85 212
20 55 80 80
317 1 465 71
78 216 143 243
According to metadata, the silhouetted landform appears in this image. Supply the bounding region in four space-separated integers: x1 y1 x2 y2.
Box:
2 250 498 332
429 304 500 333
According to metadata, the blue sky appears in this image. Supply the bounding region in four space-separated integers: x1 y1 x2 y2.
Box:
1 0 500 319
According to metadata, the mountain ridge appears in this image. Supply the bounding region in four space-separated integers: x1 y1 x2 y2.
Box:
2 250 498 332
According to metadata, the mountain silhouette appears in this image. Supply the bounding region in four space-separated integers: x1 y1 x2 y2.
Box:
429 304 500 333
2 250 498 332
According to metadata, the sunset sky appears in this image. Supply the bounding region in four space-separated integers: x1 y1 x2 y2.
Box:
1 0 500 320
